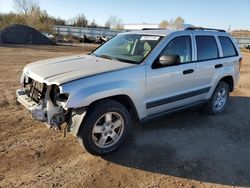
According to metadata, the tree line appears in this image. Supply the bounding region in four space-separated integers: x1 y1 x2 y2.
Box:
0 0 185 32
0 0 109 32
159 17 185 29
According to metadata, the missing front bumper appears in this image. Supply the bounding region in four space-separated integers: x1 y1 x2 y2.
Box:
16 88 47 122
16 89 37 110
17 88 85 136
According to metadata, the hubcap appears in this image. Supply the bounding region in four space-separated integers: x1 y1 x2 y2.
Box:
92 112 124 148
214 88 227 111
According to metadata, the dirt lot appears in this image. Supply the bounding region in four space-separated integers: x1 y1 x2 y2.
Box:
0 44 250 188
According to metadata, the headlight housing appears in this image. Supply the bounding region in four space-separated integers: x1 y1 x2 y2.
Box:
50 85 69 105
56 93 69 102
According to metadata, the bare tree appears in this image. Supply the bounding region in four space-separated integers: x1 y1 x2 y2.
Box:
165 18 175 29
105 15 123 30
90 19 97 28
160 17 185 29
13 0 39 15
159 20 169 29
173 17 184 29
72 14 88 27
104 20 111 28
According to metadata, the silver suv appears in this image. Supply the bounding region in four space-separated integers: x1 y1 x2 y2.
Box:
17 27 241 155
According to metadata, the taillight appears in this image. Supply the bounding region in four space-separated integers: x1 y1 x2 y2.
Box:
239 57 242 71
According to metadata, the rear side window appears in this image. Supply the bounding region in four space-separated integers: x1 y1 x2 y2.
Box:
196 36 219 61
219 36 237 57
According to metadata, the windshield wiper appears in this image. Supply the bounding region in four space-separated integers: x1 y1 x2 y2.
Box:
98 54 120 61
89 52 97 57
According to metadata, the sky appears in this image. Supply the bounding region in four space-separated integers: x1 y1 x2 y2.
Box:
0 0 249 30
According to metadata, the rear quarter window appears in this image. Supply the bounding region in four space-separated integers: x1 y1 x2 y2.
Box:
196 36 219 61
219 36 237 57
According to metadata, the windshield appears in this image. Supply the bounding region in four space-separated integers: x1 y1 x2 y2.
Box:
92 34 163 64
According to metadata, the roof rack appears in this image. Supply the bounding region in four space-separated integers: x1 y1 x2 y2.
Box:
142 28 165 30
185 26 225 32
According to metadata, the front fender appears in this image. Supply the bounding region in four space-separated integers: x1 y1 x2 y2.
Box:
59 65 146 119
65 80 139 108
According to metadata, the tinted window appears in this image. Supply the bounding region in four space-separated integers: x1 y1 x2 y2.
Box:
161 36 192 63
219 36 237 57
196 36 218 61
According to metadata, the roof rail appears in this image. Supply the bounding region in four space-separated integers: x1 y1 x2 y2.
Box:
185 26 225 32
142 28 165 30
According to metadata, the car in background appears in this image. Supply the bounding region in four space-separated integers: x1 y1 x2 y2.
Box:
42 32 54 39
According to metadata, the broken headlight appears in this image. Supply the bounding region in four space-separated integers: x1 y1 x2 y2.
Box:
50 85 69 105
56 93 69 102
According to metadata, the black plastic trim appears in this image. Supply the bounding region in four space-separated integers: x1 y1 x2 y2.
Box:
215 64 223 69
185 26 226 32
146 87 210 109
141 100 208 124
183 69 194 74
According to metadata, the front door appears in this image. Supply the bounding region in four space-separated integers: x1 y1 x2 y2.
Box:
145 35 198 116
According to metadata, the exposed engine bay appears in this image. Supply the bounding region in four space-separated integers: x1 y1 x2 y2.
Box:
18 78 67 130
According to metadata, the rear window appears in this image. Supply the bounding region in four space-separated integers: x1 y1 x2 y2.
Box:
196 36 219 61
219 36 237 57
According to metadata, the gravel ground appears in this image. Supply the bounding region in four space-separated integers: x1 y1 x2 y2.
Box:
0 44 249 188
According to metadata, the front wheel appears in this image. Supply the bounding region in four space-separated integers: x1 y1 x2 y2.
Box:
205 81 230 115
77 99 131 156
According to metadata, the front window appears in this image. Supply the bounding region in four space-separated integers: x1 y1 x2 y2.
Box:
160 36 192 63
92 34 163 64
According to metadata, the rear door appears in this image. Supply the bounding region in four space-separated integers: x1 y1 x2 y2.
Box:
193 33 221 97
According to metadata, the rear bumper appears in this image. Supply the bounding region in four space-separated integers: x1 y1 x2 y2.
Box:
16 89 37 110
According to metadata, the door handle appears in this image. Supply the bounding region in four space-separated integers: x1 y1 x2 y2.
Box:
215 64 223 69
183 69 194 75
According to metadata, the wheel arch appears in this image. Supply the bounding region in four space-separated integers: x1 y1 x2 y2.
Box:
205 74 235 100
86 94 140 122
220 75 234 92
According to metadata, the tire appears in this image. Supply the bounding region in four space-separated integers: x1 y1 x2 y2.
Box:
77 99 131 156
206 81 230 115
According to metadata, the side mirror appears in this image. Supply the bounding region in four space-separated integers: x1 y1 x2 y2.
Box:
158 55 180 66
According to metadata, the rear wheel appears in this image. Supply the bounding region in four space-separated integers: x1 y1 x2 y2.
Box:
206 81 230 115
77 99 131 156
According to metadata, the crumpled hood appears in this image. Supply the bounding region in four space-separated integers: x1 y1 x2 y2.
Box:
22 54 135 85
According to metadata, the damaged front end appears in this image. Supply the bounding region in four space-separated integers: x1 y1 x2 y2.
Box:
16 78 67 130
16 71 87 137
